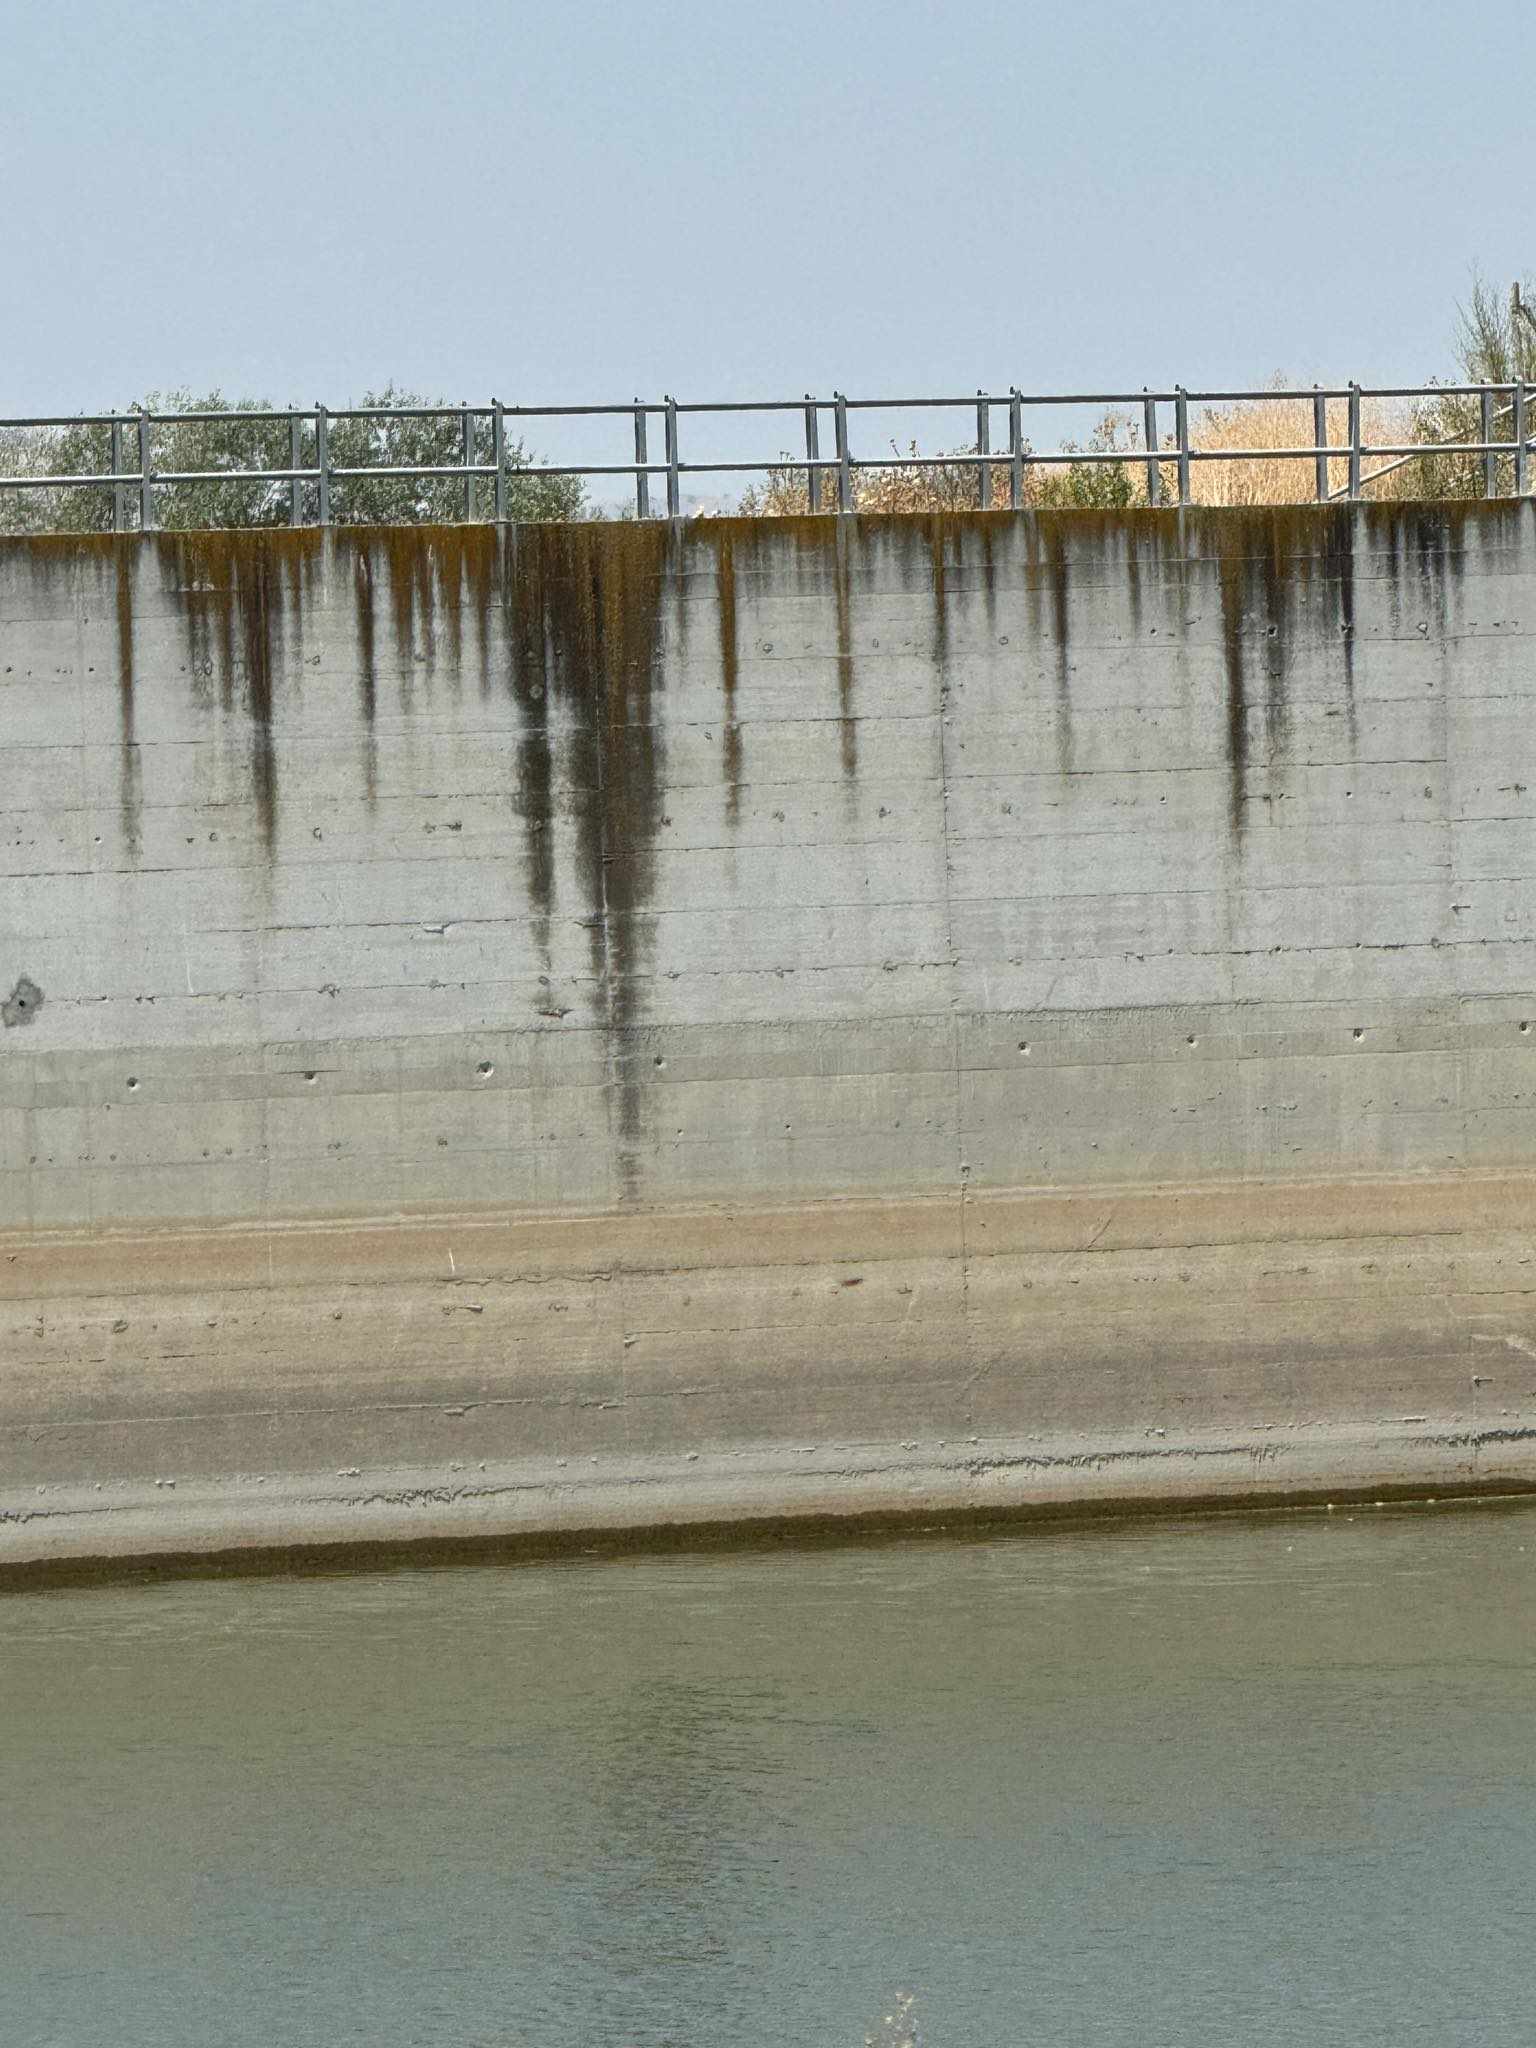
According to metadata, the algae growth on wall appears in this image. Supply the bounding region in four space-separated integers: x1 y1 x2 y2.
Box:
5 502 1536 1558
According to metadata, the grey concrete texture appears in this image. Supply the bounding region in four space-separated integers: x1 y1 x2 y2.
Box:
5 502 1536 1565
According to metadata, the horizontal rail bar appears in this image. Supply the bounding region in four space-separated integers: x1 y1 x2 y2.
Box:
0 414 140 430
9 385 1536 438
324 463 498 480
6 381 1536 530
0 474 135 490
6 436 1535 494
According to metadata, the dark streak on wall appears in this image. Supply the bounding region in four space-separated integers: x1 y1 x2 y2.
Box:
832 518 858 785
1367 501 1474 642
712 528 742 825
345 526 500 751
155 531 323 855
772 514 859 788
1364 502 1480 777
1124 525 1143 636
1323 506 1358 749
352 547 379 803
380 527 437 698
927 516 948 669
1253 515 1291 766
9 502 1518 1223
505 523 672 1199
113 544 141 858
1207 507 1363 840
1216 530 1249 839
977 520 999 640
1042 525 1075 776
505 525 558 973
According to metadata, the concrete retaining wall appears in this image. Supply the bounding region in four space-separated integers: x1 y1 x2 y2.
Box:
5 505 1536 1567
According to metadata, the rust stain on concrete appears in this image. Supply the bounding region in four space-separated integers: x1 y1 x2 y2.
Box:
155 529 323 854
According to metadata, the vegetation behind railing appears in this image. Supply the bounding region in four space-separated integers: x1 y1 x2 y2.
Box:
0 383 586 535
5 278 1536 530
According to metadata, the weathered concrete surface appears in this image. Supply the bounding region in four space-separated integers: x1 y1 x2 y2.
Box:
5 506 1536 1568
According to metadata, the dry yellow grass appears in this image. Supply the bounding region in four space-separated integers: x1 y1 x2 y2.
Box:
737 430 1131 516
1182 391 1416 506
734 389 1425 515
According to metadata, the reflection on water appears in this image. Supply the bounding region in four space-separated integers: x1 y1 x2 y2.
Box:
5 1504 1536 2047
582 1679 797 2030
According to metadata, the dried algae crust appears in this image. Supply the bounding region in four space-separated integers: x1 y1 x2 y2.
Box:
3 501 1536 1569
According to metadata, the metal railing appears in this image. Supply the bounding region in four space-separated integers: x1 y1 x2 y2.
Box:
1 383 1532 528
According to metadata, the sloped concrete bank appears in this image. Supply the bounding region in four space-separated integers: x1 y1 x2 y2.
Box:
5 506 1536 1571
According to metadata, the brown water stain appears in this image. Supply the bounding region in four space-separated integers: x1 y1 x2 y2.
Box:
832 519 858 784
1041 525 1074 775
503 525 559 972
1125 525 1144 635
352 546 379 803
338 526 500 717
1198 508 1318 840
927 515 949 668
505 522 672 1200
1323 505 1358 751
1253 514 1293 764
1215 526 1249 840
113 543 141 859
380 527 437 696
712 527 743 825
155 529 323 855
768 514 861 787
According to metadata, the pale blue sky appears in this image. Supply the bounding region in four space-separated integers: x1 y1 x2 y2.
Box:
2 0 1523 474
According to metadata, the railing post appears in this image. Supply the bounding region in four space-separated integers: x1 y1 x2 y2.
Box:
289 413 303 526
976 392 991 510
1516 381 1529 498
1313 388 1329 503
493 400 507 524
1482 389 1497 499
804 398 821 514
834 392 852 515
633 403 649 520
1174 387 1191 506
664 396 680 520
137 413 154 532
1142 392 1160 507
316 405 331 527
1010 388 1024 511
110 419 125 533
1347 383 1361 500
462 403 475 523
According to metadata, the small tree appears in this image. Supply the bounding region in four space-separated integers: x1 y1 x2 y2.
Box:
1409 274 1536 499
0 386 585 534
325 384 584 526
1032 414 1143 510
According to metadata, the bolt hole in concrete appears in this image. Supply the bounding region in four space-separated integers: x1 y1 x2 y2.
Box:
2 976 42 1028
1018 1041 1030 1054
303 1072 318 1085
126 1077 139 1091
477 1062 494 1078
1353 1028 1365 1040
1186 1036 1198 1047
1522 1023 1531 1035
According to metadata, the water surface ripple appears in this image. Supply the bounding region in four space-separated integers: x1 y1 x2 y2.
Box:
5 1505 1535 2046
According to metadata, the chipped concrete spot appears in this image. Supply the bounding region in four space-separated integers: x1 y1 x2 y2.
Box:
2 977 42 1028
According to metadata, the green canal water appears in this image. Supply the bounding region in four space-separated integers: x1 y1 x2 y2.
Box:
5 1504 1535 2046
